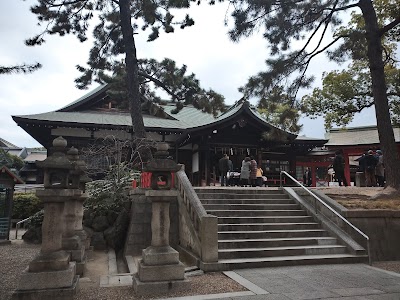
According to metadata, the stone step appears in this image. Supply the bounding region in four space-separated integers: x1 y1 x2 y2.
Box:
207 209 308 217
201 198 296 204
218 237 338 249
218 245 347 259
203 203 300 210
218 222 320 231
197 193 290 200
200 254 369 272
194 188 281 195
218 216 314 224
218 229 329 239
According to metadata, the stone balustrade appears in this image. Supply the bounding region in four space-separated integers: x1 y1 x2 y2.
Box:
175 166 218 263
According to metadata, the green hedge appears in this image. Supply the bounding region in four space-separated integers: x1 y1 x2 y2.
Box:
12 193 43 220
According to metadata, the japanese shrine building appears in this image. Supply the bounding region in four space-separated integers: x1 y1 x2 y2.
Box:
13 84 327 186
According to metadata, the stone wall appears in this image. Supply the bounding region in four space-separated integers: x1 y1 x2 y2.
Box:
344 210 400 261
124 189 179 256
291 188 400 261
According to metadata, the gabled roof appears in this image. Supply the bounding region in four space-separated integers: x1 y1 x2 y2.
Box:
0 137 18 148
12 84 331 145
0 166 24 184
13 84 296 136
58 85 109 112
325 125 400 146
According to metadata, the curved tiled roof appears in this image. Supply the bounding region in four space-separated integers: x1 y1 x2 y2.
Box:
12 84 331 143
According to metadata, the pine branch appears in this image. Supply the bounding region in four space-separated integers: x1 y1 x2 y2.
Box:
138 71 186 101
379 17 400 36
42 0 86 7
0 63 42 75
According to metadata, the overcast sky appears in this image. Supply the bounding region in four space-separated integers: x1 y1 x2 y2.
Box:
0 0 378 148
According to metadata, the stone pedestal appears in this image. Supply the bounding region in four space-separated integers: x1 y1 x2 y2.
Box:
62 191 87 276
12 262 79 300
134 189 189 295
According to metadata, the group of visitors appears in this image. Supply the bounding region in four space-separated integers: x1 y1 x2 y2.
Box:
218 154 266 187
358 149 385 187
331 149 385 187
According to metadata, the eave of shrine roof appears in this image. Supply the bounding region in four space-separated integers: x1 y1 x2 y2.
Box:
13 111 188 130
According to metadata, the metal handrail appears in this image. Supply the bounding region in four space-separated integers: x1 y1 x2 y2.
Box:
15 217 31 240
280 170 371 265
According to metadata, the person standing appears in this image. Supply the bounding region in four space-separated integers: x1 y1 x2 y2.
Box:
218 154 229 187
256 166 264 187
240 157 251 187
303 167 312 187
249 156 258 187
227 156 234 186
364 150 378 187
375 150 385 187
333 150 348 187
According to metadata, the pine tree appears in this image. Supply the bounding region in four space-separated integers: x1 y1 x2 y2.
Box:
228 0 400 190
25 0 196 160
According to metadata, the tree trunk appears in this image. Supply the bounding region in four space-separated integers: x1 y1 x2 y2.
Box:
119 0 152 164
359 0 400 189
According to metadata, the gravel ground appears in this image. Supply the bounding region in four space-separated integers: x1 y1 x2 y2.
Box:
0 241 245 300
315 186 385 197
0 241 40 300
77 272 246 300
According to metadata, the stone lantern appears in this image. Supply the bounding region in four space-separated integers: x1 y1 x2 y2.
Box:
133 142 189 295
143 142 180 190
64 146 89 275
12 137 79 300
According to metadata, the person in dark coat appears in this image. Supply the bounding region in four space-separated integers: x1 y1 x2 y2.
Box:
303 167 312 187
218 154 230 186
333 150 348 187
364 150 378 187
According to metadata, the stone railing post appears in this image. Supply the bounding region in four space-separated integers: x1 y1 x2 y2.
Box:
200 215 219 263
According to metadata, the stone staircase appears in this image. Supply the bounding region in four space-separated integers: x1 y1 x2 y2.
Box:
194 187 367 271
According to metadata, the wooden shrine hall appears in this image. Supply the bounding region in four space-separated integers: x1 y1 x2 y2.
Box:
13 84 327 186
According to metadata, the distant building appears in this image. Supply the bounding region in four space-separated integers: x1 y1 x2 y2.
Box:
325 125 400 184
19 150 47 184
0 137 46 184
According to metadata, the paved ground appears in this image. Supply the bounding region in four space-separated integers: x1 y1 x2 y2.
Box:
213 264 400 300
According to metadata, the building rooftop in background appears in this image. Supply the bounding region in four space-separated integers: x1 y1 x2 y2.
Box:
0 137 18 148
24 151 47 162
325 125 400 146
